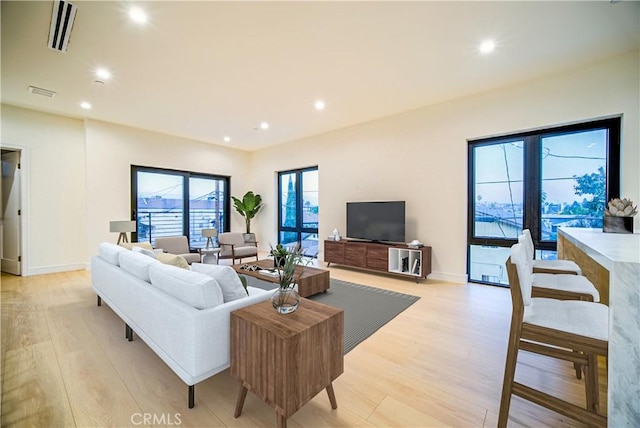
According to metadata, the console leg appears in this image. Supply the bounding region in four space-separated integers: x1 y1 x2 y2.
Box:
326 383 338 409
234 384 248 418
125 324 133 341
97 295 102 306
188 385 195 408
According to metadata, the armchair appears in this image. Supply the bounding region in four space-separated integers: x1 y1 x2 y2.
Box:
218 232 258 264
154 236 201 265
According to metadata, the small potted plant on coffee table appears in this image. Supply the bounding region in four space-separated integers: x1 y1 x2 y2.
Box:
270 243 289 268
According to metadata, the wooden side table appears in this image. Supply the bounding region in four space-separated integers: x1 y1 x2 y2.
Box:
230 299 344 428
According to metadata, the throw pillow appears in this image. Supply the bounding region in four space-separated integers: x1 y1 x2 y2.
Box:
119 241 153 251
191 263 249 302
132 246 158 259
156 252 190 270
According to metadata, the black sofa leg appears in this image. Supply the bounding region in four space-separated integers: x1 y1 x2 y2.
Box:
97 295 102 306
189 385 195 408
125 324 133 341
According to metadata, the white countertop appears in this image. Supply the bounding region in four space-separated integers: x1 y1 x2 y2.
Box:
558 227 640 267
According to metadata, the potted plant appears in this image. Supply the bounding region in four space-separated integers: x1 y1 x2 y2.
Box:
270 247 306 314
270 243 289 268
231 191 263 234
603 197 637 233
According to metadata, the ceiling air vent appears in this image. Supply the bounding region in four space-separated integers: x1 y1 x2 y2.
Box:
27 86 57 98
48 0 77 52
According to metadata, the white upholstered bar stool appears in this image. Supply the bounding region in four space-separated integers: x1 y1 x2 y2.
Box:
521 229 582 275
518 232 599 303
499 243 608 428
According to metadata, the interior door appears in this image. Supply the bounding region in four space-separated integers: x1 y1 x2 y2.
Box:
2 150 22 275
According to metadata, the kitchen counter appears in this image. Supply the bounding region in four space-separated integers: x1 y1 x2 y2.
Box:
558 227 639 426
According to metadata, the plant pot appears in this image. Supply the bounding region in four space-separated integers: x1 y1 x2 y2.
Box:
271 288 300 314
273 256 286 268
603 216 634 234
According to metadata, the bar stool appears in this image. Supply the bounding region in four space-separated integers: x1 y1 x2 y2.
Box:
521 229 582 275
518 233 598 302
499 243 608 428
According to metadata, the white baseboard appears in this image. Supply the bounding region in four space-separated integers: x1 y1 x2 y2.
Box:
427 271 468 284
26 262 88 276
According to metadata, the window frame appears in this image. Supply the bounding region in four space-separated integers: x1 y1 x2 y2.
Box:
277 166 319 252
467 117 621 285
130 165 231 247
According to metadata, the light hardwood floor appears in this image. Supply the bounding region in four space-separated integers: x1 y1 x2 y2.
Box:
1 259 606 427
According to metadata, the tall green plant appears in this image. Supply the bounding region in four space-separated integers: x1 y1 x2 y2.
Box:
231 191 263 233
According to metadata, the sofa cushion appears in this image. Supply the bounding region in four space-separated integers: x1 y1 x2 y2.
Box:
148 263 223 309
118 250 159 282
99 242 128 266
191 263 248 302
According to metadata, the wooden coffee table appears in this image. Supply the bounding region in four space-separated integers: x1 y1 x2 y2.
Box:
232 259 330 298
230 299 344 428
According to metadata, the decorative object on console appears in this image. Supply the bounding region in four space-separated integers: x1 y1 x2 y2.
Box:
270 246 307 314
201 228 217 249
110 220 136 245
332 228 341 241
407 239 424 249
603 197 637 234
231 191 263 233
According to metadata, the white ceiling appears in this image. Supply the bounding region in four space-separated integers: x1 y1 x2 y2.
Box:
2 1 639 151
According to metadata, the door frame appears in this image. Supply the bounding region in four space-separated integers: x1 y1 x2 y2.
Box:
1 145 28 276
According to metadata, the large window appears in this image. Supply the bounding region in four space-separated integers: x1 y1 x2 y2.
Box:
278 167 319 256
131 166 230 249
468 118 620 285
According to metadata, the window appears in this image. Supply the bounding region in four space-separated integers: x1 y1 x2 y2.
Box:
467 118 620 286
131 166 230 249
278 167 319 256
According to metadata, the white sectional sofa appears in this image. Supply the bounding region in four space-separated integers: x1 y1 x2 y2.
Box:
91 242 271 408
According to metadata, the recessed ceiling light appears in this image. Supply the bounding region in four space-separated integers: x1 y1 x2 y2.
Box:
479 39 496 54
314 100 326 110
260 122 269 130
80 101 92 109
96 68 111 80
223 136 231 142
129 7 147 24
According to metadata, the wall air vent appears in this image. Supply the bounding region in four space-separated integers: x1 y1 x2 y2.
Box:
48 0 78 52
27 86 57 98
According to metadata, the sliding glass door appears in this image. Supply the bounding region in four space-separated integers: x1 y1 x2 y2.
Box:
132 166 230 248
468 118 620 286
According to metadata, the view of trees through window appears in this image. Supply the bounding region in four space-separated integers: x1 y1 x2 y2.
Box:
468 119 620 286
278 167 319 256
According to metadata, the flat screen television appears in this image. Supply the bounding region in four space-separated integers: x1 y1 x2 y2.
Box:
346 201 405 243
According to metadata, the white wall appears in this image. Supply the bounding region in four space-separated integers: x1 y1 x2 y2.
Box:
0 107 252 275
1 105 87 275
84 120 252 259
2 51 637 280
251 51 640 283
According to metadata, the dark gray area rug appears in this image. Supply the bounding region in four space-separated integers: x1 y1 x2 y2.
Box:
243 276 420 354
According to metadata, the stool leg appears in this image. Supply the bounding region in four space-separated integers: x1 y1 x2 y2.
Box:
585 353 600 413
498 319 521 428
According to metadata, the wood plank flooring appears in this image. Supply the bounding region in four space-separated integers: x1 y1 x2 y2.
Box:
1 260 607 427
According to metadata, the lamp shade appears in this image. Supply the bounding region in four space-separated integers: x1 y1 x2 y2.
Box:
201 228 217 238
110 220 136 233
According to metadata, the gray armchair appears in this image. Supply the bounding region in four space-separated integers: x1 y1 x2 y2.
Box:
154 236 201 265
217 232 258 264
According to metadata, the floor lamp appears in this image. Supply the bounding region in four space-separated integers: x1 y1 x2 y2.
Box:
110 220 136 245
